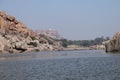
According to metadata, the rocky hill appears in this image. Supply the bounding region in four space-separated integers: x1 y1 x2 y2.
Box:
0 11 62 54
35 29 61 39
105 32 120 52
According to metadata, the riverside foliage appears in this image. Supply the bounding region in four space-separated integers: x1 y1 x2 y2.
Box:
61 36 109 47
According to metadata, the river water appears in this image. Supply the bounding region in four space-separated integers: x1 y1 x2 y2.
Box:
0 50 120 80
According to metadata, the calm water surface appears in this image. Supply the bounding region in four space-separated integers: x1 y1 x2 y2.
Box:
0 50 120 80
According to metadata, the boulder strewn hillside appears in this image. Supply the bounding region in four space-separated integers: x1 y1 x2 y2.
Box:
105 32 120 52
0 11 36 37
0 11 62 54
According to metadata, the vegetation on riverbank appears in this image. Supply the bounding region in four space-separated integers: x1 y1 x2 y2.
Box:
60 36 109 48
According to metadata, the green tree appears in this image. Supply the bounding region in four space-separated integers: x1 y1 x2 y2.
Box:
61 39 68 48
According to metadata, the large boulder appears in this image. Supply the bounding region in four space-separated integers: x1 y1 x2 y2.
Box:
105 32 120 52
14 41 28 51
0 35 7 52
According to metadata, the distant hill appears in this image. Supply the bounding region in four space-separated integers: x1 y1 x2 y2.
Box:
35 29 62 39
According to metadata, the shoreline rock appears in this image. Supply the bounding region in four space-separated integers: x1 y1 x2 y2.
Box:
105 32 120 52
0 11 62 54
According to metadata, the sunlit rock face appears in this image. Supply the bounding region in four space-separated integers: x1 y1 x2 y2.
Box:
105 32 120 52
0 11 36 37
0 11 62 54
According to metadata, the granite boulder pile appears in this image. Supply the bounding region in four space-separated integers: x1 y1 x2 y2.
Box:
0 11 62 54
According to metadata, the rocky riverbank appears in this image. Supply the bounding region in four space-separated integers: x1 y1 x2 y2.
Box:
0 11 62 54
105 32 120 52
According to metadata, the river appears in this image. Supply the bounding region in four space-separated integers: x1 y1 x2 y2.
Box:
0 50 120 80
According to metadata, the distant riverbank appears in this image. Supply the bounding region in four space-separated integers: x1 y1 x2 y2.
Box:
62 45 105 51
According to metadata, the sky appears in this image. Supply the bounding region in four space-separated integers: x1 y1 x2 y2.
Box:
0 0 120 40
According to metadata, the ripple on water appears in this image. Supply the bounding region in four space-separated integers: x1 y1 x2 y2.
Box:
0 50 120 80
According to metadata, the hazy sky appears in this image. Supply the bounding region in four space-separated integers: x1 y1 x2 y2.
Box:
0 0 120 40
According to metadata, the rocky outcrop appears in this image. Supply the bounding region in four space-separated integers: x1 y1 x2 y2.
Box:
0 11 62 54
0 11 36 37
105 32 120 52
